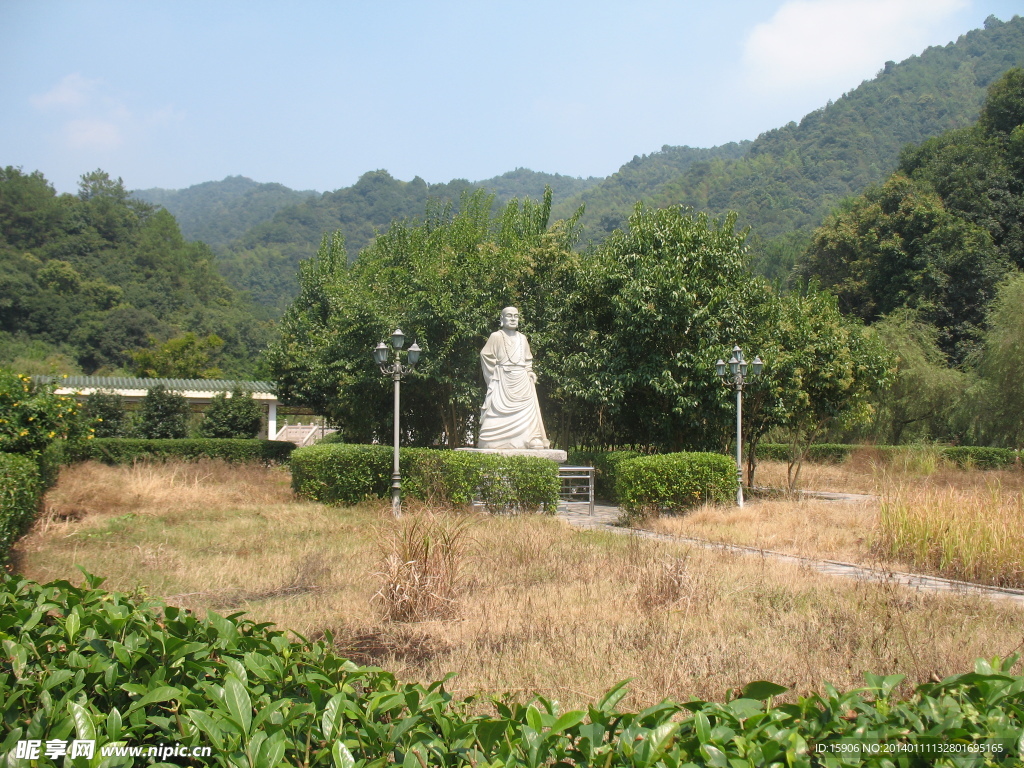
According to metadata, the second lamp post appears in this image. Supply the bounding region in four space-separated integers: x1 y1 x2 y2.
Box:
716 346 763 507
373 329 421 517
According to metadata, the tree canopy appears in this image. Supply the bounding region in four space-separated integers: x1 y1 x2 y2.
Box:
0 168 271 377
270 194 891 456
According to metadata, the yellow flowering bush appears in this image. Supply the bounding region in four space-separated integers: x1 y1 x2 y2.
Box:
0 370 88 454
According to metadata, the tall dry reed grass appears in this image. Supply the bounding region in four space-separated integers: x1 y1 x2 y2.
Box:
876 479 1024 587
372 512 472 622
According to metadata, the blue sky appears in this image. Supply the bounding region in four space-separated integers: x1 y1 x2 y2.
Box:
2 0 1020 194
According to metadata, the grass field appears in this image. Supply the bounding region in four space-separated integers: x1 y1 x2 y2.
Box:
12 458 1024 711
650 457 1024 588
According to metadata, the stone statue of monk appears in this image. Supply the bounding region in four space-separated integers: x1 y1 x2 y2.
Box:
477 307 550 450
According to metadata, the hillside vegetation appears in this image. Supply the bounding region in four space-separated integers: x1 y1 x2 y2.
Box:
125 16 1024 314
133 175 318 251
553 14 1024 279
0 169 271 377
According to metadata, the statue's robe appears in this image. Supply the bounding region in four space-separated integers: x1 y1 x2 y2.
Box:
477 330 549 449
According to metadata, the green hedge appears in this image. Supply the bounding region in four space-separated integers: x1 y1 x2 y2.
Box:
5 573 1020 766
0 453 41 565
939 446 1019 469
291 444 392 503
755 443 872 464
65 438 295 465
757 443 1020 469
291 444 560 513
616 452 737 521
567 449 642 502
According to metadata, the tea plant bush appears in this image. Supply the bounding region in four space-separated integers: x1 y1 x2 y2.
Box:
0 454 40 565
616 452 737 522
291 444 560 512
2 573 1022 766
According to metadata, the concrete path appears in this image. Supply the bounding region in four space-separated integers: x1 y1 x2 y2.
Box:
556 501 1024 608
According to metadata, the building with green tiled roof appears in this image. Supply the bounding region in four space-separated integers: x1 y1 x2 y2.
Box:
34 376 281 439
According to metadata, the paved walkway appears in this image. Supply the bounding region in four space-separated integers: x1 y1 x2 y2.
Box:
556 501 1024 608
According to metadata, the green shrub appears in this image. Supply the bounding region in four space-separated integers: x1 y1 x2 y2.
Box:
2 572 1021 766
940 446 1019 469
198 388 263 439
81 390 128 438
616 452 737 522
567 449 642 502
135 385 190 439
291 445 560 512
756 442 1021 471
755 443 791 462
0 371 85 454
0 453 41 564
35 439 64 490
66 438 295 465
290 444 391 504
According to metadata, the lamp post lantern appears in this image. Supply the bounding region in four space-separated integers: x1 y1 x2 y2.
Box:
716 346 763 507
373 329 421 517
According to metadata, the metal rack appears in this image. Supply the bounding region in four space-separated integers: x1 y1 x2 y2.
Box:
558 465 595 516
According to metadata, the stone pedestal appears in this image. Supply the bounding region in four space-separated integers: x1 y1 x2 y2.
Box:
456 446 567 463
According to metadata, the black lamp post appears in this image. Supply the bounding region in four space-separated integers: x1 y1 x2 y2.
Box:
716 346 763 507
373 329 421 517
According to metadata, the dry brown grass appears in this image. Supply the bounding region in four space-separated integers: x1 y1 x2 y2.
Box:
648 460 1024 581
647 495 881 565
753 454 1024 496
12 459 1024 713
372 512 473 623
42 459 295 521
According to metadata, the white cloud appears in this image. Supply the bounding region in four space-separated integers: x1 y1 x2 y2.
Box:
29 74 182 155
63 118 123 151
742 0 968 93
30 73 101 110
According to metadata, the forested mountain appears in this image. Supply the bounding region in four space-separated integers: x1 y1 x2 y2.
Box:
553 14 1024 279
132 175 318 251
0 168 272 377
130 15 1023 315
799 66 1024 365
214 172 477 313
472 168 602 203
137 168 601 315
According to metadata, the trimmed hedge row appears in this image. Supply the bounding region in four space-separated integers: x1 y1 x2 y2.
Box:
756 443 1021 469
0 453 41 565
291 444 560 513
941 445 1019 469
616 452 737 521
65 438 296 465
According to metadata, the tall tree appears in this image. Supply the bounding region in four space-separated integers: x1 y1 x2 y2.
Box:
267 189 582 447
558 203 756 451
962 271 1024 447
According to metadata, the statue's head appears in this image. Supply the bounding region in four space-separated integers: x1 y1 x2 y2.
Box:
499 307 520 331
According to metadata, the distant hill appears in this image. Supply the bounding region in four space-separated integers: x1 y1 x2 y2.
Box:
132 175 318 251
208 168 600 314
553 14 1024 279
0 169 270 377
138 14 1024 311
